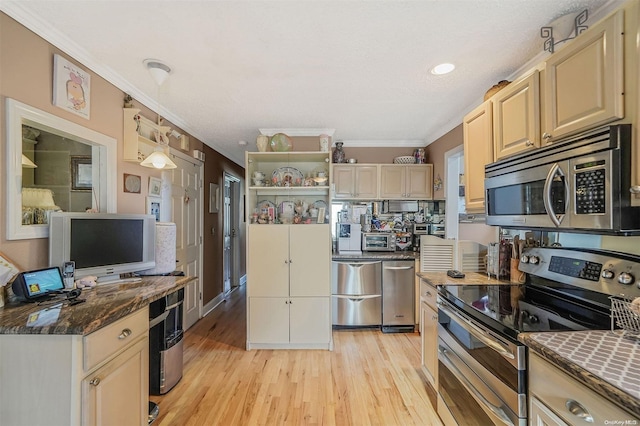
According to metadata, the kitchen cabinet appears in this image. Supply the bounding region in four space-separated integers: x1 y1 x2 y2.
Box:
379 164 433 200
529 352 635 425
419 279 438 388
331 164 378 199
246 224 332 349
463 101 493 213
493 70 540 160
543 10 624 143
0 307 149 425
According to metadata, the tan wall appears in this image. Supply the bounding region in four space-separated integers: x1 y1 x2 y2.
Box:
0 13 240 305
424 124 463 201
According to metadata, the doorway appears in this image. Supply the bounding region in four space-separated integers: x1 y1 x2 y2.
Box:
166 149 203 331
223 173 242 294
444 145 464 240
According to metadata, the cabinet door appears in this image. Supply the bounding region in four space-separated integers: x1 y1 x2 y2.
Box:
248 225 290 297
289 297 331 344
406 165 433 199
82 337 148 426
530 396 568 426
289 225 330 297
332 166 356 199
493 71 540 160
249 297 290 343
463 101 493 213
543 10 624 142
421 303 438 388
379 165 405 198
354 165 378 199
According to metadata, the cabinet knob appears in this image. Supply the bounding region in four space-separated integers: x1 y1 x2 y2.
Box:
565 399 593 423
542 132 552 140
525 140 534 147
425 291 432 297
432 315 438 321
285 260 289 264
90 378 101 386
118 328 132 340
630 186 640 194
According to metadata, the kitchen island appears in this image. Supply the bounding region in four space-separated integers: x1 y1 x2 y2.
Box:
0 275 194 426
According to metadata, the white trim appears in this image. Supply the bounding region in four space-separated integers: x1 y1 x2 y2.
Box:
444 145 464 240
339 139 426 148
6 98 117 240
259 128 335 137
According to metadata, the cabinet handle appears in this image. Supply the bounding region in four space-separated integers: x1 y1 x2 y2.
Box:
90 378 101 386
630 186 640 194
525 140 534 146
542 132 552 140
284 260 289 264
118 328 132 340
289 259 293 264
425 291 432 297
565 399 594 423
432 315 438 320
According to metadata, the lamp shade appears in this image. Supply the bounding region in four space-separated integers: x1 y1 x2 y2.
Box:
21 154 37 168
140 148 177 169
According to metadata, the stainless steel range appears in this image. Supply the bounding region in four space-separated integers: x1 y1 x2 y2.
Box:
436 246 640 426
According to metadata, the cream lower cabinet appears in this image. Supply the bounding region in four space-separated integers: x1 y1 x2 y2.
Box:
379 164 433 199
0 307 149 425
463 101 493 213
332 164 378 199
247 224 332 349
419 279 438 387
543 10 624 143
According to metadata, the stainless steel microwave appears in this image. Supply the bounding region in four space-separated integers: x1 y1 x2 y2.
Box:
362 232 396 251
484 125 640 235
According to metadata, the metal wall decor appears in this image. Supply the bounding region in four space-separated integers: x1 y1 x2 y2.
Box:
541 10 588 54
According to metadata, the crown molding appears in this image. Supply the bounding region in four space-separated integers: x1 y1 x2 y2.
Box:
259 128 335 137
339 139 426 148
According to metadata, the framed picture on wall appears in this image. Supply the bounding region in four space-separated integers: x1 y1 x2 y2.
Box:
70 156 92 191
148 177 162 197
53 54 91 119
146 197 161 221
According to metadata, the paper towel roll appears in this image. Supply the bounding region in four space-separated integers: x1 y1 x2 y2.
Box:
138 222 176 275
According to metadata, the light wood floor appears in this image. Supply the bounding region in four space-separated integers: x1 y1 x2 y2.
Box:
152 285 442 426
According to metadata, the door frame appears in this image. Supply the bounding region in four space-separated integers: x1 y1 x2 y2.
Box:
444 145 464 240
223 172 242 291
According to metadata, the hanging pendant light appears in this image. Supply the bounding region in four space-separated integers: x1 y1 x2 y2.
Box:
140 59 177 170
21 154 37 168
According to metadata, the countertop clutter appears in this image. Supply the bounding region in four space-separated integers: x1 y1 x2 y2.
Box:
417 270 514 286
521 331 640 418
0 275 193 335
332 251 419 261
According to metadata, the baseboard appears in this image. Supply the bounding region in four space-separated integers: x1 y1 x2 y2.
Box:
202 293 225 317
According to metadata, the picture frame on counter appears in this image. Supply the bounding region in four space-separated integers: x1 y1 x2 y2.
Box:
317 207 326 224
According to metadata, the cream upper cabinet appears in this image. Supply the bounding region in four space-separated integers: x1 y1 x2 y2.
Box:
543 9 624 143
332 164 378 199
493 71 540 160
379 164 433 200
463 101 493 213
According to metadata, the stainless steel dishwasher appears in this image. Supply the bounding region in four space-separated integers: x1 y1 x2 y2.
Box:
382 260 415 333
331 260 382 327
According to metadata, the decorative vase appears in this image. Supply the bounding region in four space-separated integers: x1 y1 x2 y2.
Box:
319 134 330 152
256 135 269 152
332 141 346 163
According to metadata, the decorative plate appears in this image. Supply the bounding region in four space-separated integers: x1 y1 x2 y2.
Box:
270 133 292 152
272 166 304 186
257 200 275 211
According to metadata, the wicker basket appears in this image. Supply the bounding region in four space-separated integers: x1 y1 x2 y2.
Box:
484 80 511 101
610 296 640 340
393 156 416 164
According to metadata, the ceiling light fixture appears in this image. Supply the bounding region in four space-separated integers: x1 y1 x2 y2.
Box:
140 59 177 170
431 63 455 75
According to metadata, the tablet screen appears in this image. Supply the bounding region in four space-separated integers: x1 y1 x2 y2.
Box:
22 267 65 298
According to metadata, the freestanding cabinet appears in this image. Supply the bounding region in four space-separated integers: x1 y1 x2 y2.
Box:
246 151 333 350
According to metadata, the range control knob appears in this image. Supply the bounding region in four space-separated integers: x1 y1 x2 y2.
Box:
529 256 540 265
601 269 615 279
520 255 529 264
618 272 635 286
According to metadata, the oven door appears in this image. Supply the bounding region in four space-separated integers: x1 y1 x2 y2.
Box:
438 299 526 426
485 160 569 229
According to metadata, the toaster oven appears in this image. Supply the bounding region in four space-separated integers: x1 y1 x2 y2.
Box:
362 232 396 252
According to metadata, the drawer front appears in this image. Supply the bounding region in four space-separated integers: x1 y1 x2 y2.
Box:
332 295 381 326
84 307 149 372
419 280 437 310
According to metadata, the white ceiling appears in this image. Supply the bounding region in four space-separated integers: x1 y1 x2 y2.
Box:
2 0 621 166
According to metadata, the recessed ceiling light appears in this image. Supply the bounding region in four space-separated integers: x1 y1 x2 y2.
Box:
431 63 455 75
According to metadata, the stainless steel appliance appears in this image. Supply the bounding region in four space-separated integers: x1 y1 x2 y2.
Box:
337 223 362 254
485 125 640 235
428 222 445 238
149 288 184 395
382 260 415 333
331 260 382 327
436 246 640 425
362 232 395 252
412 223 429 249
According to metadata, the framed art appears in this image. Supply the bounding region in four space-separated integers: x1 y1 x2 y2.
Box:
209 183 219 213
123 173 142 194
70 156 92 191
317 207 326 224
146 197 161 221
149 177 162 197
53 54 91 119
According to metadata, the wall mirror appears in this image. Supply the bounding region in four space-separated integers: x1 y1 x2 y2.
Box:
6 98 117 240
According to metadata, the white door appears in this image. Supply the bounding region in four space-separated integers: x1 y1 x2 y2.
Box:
223 173 241 293
167 150 203 331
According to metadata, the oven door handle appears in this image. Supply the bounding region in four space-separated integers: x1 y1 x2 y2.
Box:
543 162 567 227
439 302 515 360
439 345 515 426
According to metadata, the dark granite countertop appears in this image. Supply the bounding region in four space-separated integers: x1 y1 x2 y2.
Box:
417 271 514 286
332 251 419 261
520 331 640 418
0 275 194 336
